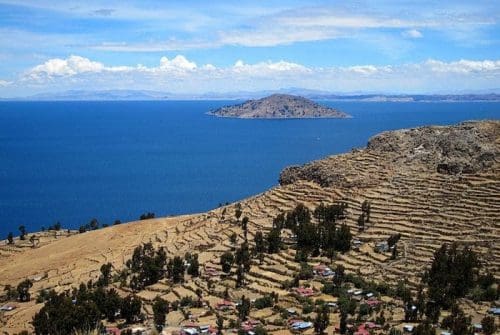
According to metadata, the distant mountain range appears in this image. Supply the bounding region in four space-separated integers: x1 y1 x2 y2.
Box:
2 88 500 102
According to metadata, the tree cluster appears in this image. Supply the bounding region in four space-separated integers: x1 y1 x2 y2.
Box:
126 243 167 290
139 212 155 220
33 284 142 335
423 243 481 308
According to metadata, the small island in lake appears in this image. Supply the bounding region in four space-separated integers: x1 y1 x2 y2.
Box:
209 94 351 118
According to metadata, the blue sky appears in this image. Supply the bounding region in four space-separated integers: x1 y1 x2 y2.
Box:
0 0 499 96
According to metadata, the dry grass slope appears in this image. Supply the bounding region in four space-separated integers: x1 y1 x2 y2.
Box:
0 120 498 333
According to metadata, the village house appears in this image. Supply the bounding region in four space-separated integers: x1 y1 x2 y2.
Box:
352 239 363 251
216 299 235 311
203 266 221 278
241 319 261 332
0 304 16 312
105 327 121 335
375 241 389 253
365 297 382 307
294 287 314 297
288 319 313 331
313 264 334 277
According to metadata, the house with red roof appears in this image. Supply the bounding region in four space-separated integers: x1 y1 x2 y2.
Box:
294 287 314 297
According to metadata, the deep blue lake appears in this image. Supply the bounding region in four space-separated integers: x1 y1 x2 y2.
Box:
0 100 499 237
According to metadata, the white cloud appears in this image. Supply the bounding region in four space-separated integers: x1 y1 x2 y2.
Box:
425 59 500 74
10 55 500 96
159 55 197 71
231 60 310 75
346 65 380 75
29 55 105 77
0 79 12 87
402 29 423 39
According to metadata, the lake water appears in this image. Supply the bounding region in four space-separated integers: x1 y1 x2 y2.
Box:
0 100 498 237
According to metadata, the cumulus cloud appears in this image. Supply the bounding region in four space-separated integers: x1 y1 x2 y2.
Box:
12 55 500 95
159 55 197 71
28 55 105 78
402 29 423 39
0 79 11 87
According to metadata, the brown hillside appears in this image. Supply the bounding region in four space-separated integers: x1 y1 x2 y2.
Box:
0 120 498 333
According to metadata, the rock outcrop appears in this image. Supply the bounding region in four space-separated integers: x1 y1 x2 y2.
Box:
280 121 499 186
209 94 350 118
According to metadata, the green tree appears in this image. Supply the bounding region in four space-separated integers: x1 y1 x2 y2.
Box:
391 244 398 260
19 225 26 240
230 232 238 244
361 200 371 223
235 203 243 222
17 279 33 302
254 325 268 335
254 231 266 260
253 295 274 309
481 315 496 335
97 263 113 287
216 314 224 335
89 218 99 230
424 243 480 308
267 228 281 253
220 252 234 274
153 297 169 331
298 262 313 280
103 288 122 322
333 265 345 287
4 284 18 300
235 242 251 272
314 304 330 334
127 243 167 289
241 216 249 240
170 256 185 283
236 265 245 287
339 310 347 335
273 213 286 229
414 320 435 335
33 291 101 335
121 295 142 324
187 254 200 277
334 223 352 252
237 295 251 321
441 305 471 335
357 214 365 231
424 300 440 324
7 232 14 244
285 203 311 231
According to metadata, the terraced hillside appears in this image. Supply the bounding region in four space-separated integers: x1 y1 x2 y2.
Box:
0 120 498 334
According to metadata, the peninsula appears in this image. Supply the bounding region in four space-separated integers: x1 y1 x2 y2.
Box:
0 121 498 335
209 94 350 118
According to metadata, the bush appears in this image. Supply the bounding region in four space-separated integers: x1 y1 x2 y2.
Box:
254 295 274 309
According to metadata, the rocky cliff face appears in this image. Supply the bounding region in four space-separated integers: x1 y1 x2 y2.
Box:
210 94 350 118
280 121 499 186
